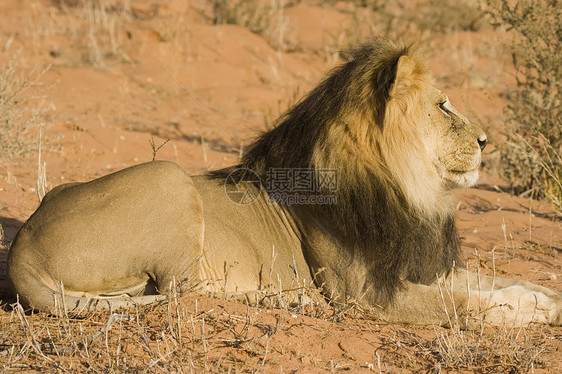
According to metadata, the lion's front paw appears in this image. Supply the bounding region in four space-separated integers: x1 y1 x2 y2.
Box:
551 294 562 325
483 286 561 327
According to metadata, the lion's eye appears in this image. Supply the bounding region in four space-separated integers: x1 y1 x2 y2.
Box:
438 102 450 115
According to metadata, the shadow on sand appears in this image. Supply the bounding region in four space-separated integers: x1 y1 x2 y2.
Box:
1 216 24 308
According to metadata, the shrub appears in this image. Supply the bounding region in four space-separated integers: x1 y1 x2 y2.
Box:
486 0 562 212
0 56 50 161
211 0 288 50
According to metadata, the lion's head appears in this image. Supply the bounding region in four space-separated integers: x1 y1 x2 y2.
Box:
420 85 487 189
227 39 486 215
302 39 487 218
213 38 487 301
382 51 487 214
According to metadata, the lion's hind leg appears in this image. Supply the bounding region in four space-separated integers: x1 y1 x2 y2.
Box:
8 161 205 315
9 267 165 315
50 294 167 316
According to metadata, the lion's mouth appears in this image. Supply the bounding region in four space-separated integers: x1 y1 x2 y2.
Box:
447 167 478 175
442 166 480 188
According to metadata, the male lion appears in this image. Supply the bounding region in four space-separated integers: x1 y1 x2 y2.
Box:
8 38 562 327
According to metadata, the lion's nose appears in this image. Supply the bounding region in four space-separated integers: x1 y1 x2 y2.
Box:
477 135 487 152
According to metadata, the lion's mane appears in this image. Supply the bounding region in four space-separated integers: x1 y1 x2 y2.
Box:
211 38 460 303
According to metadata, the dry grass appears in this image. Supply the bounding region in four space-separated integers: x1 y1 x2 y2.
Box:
262 87 302 130
22 0 134 67
312 0 485 63
150 2 195 77
0 264 556 373
0 1 559 372
485 0 562 212
0 289 354 372
0 292 554 373
63 0 134 67
335 0 484 40
210 0 288 50
0 54 50 162
426 277 549 372
428 324 549 372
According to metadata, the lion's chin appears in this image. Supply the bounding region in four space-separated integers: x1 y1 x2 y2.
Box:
443 168 479 188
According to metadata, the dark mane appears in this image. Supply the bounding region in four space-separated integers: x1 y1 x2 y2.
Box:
210 39 405 178
208 38 460 304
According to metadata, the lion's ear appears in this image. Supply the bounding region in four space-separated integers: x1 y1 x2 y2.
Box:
389 55 417 99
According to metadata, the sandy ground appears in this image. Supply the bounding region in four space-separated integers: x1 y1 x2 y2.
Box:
0 0 561 372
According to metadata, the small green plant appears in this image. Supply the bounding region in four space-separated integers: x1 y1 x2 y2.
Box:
486 0 562 212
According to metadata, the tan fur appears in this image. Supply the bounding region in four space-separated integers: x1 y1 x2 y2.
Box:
8 38 562 327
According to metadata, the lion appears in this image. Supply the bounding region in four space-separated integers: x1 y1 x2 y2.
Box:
8 38 562 327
